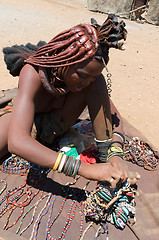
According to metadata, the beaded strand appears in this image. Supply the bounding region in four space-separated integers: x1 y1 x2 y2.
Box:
30 193 53 240
0 183 26 217
0 189 24 217
17 192 46 235
0 182 26 207
4 188 40 230
0 180 7 195
46 200 77 240
45 195 57 240
4 205 24 230
78 202 84 239
45 197 67 239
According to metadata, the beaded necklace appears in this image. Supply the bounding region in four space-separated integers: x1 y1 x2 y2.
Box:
0 180 42 232
45 195 57 239
30 193 53 240
78 202 84 239
0 189 24 218
17 192 45 235
45 197 66 240
124 136 158 171
0 184 22 217
46 200 78 240
0 181 26 216
4 187 40 230
1 154 30 176
4 203 24 230
45 178 87 240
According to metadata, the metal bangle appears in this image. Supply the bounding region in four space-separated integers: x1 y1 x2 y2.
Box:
64 157 76 176
113 132 125 143
107 152 124 161
109 142 124 150
73 160 81 178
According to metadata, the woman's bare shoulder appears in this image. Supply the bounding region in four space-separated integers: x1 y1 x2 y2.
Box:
18 64 42 97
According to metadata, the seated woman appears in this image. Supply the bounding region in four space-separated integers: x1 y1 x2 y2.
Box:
0 14 140 187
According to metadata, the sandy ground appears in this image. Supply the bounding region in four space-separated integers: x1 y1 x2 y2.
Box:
0 0 159 149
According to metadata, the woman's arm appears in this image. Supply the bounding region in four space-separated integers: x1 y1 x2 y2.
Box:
83 74 129 183
8 64 59 168
108 99 128 182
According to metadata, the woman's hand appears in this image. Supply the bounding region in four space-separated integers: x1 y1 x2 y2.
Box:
78 161 123 188
108 156 140 185
108 156 128 183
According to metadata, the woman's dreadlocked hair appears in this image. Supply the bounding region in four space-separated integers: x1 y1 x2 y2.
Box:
3 41 46 76
92 14 127 61
3 14 127 76
25 14 127 68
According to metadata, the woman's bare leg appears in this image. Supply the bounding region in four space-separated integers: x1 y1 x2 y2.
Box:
0 113 11 158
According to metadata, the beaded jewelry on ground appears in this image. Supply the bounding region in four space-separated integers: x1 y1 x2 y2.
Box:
124 136 158 171
0 154 30 176
82 180 137 230
0 180 40 230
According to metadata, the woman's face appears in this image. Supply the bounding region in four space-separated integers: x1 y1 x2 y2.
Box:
61 58 108 92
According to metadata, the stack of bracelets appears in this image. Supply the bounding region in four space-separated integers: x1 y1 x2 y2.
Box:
106 131 125 162
53 153 81 178
27 153 81 186
83 180 137 230
124 136 158 171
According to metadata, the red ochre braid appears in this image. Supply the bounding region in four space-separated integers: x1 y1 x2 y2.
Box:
25 14 127 68
25 24 98 68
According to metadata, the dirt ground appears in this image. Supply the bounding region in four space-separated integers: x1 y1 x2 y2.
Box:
0 0 159 149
